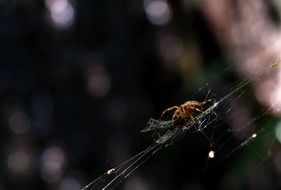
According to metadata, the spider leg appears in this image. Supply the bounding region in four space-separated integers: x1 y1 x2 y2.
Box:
187 104 203 113
172 110 180 121
193 107 203 113
160 106 178 120
202 99 215 105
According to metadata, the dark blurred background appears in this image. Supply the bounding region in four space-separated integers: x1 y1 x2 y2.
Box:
1 0 281 190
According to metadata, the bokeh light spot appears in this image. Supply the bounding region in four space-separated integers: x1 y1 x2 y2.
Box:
59 177 82 190
144 0 172 26
86 64 111 98
208 150 215 158
8 111 30 134
159 35 183 62
7 151 30 174
40 146 66 183
45 0 75 28
251 133 257 138
124 176 147 190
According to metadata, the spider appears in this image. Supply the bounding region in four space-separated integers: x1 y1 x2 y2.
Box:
160 99 214 124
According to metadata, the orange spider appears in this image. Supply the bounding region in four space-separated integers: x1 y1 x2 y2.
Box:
160 99 214 124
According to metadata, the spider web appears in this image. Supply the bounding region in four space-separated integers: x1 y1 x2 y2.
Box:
81 61 281 190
